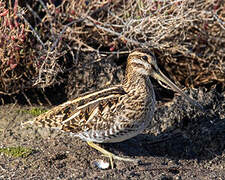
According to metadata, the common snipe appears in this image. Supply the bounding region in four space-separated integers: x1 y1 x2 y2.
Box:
25 49 203 168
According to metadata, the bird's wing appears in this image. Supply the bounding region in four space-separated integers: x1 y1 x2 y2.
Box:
30 86 127 134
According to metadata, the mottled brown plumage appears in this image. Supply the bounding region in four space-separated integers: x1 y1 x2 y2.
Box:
26 49 203 168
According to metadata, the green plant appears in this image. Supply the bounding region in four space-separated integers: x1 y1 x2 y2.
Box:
0 146 32 158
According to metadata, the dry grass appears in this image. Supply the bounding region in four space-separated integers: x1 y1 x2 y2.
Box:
0 0 224 103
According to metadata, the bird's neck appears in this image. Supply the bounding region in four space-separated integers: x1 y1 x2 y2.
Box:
122 67 156 124
123 70 153 95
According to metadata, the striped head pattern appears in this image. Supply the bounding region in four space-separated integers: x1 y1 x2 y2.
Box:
126 49 158 76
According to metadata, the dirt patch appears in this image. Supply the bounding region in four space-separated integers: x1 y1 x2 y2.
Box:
0 88 224 179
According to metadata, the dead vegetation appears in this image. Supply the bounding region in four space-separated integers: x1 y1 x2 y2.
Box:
0 0 224 104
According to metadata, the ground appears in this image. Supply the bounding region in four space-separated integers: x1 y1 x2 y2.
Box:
0 88 224 179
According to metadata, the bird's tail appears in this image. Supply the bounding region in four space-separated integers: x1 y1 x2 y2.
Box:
21 117 62 129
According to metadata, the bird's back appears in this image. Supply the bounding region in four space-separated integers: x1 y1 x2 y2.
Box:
31 75 155 143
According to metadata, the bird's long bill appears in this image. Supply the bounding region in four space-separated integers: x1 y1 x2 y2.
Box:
152 69 204 110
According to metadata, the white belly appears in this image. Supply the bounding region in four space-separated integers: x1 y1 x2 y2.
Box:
102 128 144 143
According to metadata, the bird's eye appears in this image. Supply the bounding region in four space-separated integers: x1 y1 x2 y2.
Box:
142 55 148 61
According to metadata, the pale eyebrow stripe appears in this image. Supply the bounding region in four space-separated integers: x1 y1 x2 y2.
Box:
131 58 151 69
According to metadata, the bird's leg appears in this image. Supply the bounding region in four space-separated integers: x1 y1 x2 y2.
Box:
87 141 139 169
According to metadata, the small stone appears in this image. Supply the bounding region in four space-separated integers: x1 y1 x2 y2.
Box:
93 159 110 170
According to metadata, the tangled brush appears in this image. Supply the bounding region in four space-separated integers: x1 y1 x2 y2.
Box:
0 0 224 104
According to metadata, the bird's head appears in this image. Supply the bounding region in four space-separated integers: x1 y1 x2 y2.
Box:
126 49 158 76
126 49 204 110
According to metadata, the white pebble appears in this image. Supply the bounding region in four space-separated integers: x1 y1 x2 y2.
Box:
93 159 110 169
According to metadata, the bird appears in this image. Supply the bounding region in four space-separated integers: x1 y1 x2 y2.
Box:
24 49 204 168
